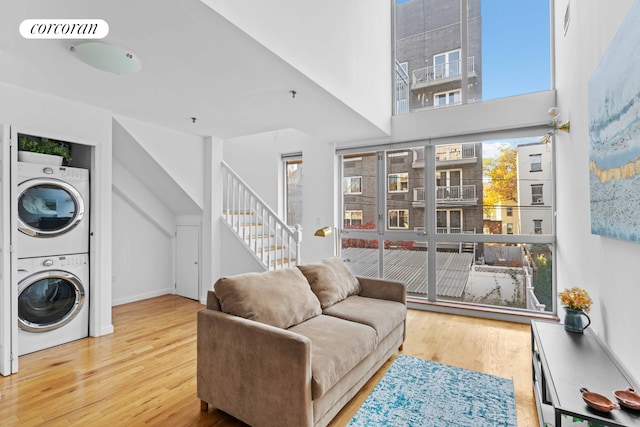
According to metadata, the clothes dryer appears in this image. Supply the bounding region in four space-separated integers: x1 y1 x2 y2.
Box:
16 162 89 257
17 253 89 355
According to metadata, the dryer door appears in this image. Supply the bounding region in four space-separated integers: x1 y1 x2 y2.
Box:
17 177 86 238
18 270 86 332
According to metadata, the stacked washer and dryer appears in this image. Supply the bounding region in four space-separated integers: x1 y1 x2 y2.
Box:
15 161 90 355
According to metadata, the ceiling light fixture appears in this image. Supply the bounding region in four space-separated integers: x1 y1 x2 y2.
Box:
70 41 141 74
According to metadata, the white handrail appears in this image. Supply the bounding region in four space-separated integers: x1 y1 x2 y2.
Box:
222 161 301 269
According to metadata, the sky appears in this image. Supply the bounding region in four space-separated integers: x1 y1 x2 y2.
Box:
481 0 551 100
396 0 551 101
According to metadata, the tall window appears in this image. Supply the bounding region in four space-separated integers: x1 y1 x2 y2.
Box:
339 134 555 317
434 50 461 79
283 154 303 226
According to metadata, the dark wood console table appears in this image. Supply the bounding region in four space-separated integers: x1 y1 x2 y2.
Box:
531 320 640 426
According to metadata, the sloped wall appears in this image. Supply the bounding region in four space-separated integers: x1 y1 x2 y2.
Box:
201 0 391 136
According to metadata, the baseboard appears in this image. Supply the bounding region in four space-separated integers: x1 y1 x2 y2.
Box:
112 288 175 306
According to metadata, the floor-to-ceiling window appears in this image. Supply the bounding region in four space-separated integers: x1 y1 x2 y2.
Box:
339 134 555 316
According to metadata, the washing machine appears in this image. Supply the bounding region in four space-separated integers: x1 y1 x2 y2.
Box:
17 253 89 355
16 162 89 258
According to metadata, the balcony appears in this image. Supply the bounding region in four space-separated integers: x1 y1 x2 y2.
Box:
412 143 478 168
411 57 477 91
413 185 478 207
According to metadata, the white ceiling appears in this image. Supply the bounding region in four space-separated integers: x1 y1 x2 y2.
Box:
0 0 388 142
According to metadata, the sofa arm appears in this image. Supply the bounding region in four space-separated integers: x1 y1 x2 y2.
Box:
357 276 407 305
197 309 313 427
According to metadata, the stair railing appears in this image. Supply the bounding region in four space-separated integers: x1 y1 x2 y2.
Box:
222 161 301 269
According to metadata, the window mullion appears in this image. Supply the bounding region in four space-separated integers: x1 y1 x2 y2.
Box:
376 151 386 278
424 144 437 301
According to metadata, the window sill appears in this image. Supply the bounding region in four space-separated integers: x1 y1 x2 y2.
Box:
406 297 560 324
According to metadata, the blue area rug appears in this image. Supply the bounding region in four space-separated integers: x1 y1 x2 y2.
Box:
348 355 517 427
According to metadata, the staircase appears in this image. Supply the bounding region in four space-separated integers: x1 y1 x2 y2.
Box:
222 162 301 270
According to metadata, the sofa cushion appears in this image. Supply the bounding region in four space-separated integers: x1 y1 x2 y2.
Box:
322 295 407 342
214 268 321 329
297 257 360 309
288 314 377 399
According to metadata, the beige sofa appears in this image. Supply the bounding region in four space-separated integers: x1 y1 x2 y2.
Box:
198 257 407 427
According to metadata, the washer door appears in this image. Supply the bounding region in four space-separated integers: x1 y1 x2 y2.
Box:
17 177 85 238
18 270 86 332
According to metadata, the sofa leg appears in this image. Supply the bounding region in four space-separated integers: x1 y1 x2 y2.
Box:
398 344 404 351
200 400 209 411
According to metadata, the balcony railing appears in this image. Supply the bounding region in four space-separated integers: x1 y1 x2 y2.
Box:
411 57 476 90
436 143 477 162
437 185 476 203
413 184 477 206
412 143 477 168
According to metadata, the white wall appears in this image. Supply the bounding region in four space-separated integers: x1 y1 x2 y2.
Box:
111 159 176 305
555 0 640 382
111 191 174 305
113 115 205 210
201 0 391 136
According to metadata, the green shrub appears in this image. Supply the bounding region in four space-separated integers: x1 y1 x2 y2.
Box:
19 135 72 164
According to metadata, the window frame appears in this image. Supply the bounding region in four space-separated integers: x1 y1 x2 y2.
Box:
530 154 542 172
344 210 363 227
282 153 303 227
388 209 409 229
388 172 409 193
434 89 462 107
337 131 556 319
531 184 544 205
343 176 363 195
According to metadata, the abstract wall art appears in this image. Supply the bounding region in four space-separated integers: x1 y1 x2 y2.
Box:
589 0 640 244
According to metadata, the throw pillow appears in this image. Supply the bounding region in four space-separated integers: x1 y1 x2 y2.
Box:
297 257 360 309
215 268 322 329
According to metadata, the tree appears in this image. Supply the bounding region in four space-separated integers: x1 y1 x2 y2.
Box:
483 145 518 216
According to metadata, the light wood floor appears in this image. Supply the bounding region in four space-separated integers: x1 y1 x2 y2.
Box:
0 295 539 426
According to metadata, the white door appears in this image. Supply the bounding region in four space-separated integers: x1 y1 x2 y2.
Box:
176 225 200 300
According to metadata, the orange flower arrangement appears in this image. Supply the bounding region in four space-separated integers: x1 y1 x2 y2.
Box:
559 287 593 313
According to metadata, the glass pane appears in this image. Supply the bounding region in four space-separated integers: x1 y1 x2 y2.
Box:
482 136 553 235
386 149 423 232
285 160 303 226
19 185 77 231
342 238 380 277
478 0 551 101
19 278 77 325
434 141 483 235
394 0 550 113
436 242 553 313
383 241 428 296
343 153 377 230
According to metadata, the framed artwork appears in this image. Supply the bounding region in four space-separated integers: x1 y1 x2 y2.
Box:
589 0 640 243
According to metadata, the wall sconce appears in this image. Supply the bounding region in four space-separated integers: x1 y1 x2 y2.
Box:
541 107 570 143
314 226 340 257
